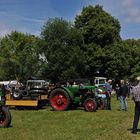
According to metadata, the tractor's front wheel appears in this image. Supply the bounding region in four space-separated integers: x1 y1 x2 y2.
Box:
0 106 11 128
49 88 71 111
84 98 97 112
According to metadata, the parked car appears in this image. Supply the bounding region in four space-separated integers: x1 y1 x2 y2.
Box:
12 80 49 100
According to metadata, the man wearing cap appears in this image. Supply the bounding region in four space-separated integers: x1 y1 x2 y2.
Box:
131 76 140 134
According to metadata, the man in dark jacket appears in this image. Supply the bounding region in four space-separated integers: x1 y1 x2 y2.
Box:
118 80 128 111
105 79 112 110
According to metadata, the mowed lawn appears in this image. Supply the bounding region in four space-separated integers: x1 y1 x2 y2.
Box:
0 97 139 140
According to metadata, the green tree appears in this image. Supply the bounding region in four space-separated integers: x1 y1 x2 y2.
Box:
75 5 121 47
103 43 130 79
41 18 86 82
82 42 134 80
124 39 140 80
0 31 43 81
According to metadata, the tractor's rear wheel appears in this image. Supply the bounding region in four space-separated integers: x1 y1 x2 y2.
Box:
0 106 11 128
84 98 97 112
49 88 71 111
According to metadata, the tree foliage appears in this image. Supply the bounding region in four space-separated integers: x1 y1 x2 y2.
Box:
0 31 43 81
41 18 86 82
0 5 140 82
75 5 121 47
123 39 140 80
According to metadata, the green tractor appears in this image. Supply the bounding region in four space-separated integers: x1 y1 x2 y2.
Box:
0 84 11 128
49 79 104 112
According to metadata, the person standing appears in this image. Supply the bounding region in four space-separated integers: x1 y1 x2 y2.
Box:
118 80 128 111
131 76 140 134
105 79 112 110
115 81 121 100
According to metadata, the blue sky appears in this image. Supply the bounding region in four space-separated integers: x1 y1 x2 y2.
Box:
0 0 140 39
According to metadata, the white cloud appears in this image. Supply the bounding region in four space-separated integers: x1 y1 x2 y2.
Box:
122 0 133 7
120 0 140 23
0 24 12 37
0 0 60 37
0 10 45 37
75 9 82 16
21 17 45 23
0 11 45 23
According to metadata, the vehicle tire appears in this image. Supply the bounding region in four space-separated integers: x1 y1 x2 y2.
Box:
12 89 22 100
0 106 11 128
84 98 97 112
21 91 29 97
49 88 71 111
98 98 105 110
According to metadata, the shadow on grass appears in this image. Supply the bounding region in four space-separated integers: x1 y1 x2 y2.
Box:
10 106 47 111
8 125 13 128
49 107 84 111
128 128 140 131
1 125 13 129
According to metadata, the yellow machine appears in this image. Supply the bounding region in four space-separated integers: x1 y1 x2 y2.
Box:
5 92 48 108
5 79 49 108
5 93 48 107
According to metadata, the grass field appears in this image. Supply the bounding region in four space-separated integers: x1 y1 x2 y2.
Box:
0 97 140 140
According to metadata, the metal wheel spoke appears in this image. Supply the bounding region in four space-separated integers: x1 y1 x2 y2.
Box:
61 97 67 104
50 89 70 111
